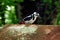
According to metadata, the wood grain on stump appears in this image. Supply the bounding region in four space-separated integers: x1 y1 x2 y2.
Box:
45 27 60 40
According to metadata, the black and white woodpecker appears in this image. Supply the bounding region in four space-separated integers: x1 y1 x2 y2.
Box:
19 12 40 24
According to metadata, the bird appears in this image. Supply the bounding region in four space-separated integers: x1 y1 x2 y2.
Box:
19 12 40 24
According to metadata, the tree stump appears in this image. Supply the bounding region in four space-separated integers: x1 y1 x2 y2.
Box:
0 24 59 40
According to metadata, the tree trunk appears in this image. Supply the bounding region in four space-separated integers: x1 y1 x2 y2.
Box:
15 3 22 22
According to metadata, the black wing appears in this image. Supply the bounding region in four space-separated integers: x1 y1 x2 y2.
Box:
23 15 32 21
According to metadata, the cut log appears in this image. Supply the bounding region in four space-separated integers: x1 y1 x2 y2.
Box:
0 24 59 40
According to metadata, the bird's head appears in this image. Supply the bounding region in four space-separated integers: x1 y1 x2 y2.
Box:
33 12 41 19
33 12 40 17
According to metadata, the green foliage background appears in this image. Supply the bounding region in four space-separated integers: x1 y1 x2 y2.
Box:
0 0 60 26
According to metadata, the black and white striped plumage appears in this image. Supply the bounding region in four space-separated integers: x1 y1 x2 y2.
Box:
20 12 39 24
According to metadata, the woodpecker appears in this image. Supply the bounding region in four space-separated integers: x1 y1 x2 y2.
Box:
19 12 40 24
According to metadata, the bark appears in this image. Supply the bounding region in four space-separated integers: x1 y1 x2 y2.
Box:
15 3 22 22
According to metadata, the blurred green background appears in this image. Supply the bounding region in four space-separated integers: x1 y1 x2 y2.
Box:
0 0 60 26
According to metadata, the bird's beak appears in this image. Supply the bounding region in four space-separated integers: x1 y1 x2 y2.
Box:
38 15 41 19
